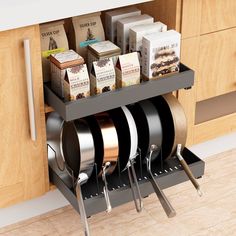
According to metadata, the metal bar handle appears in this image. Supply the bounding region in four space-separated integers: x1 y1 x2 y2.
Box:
127 160 143 213
76 173 90 236
102 162 112 213
146 145 176 218
176 144 202 197
23 39 37 141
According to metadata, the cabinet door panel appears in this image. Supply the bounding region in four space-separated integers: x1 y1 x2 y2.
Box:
0 26 48 207
197 28 236 101
200 0 236 35
181 0 202 39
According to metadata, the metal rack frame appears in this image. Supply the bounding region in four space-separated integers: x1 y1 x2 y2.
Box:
45 62 205 219
49 147 205 217
44 64 194 121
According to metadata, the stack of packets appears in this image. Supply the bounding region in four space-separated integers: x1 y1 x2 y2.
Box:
142 30 181 79
50 50 90 101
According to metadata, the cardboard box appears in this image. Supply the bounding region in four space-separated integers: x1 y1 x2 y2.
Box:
90 58 116 95
142 30 181 79
129 22 167 66
87 40 121 73
104 7 141 44
40 21 69 82
116 52 140 88
117 14 154 54
64 64 90 101
50 50 84 98
68 12 105 60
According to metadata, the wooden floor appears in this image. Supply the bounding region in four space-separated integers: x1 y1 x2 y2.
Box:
1 149 236 236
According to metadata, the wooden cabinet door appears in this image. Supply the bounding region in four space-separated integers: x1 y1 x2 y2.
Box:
0 25 48 207
197 28 236 101
200 0 236 35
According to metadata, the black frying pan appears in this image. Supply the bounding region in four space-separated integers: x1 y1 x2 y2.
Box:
108 107 131 171
128 100 163 162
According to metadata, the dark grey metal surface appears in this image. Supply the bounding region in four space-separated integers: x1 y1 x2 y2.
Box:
44 64 194 121
49 148 205 217
138 100 163 161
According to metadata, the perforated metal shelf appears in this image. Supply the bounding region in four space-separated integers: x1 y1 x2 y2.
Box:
49 148 204 217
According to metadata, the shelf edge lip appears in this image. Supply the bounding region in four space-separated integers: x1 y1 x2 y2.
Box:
44 63 195 121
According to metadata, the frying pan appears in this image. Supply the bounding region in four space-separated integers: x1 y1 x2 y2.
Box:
128 100 163 162
62 119 95 236
152 95 202 196
62 119 95 179
94 112 119 176
151 94 187 159
108 106 143 212
93 112 119 212
128 101 176 218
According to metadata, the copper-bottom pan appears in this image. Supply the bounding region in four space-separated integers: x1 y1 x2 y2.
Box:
95 112 119 176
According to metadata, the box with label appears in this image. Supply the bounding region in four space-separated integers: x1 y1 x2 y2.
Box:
87 40 121 73
68 12 105 60
142 30 181 79
64 64 90 101
117 14 154 54
90 58 116 95
50 50 84 98
129 22 167 66
116 52 140 88
40 21 69 82
104 7 141 44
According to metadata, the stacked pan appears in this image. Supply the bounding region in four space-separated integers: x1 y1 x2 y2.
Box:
46 93 187 235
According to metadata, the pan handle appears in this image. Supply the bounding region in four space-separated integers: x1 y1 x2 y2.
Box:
23 39 37 141
146 145 176 218
102 162 112 213
127 157 143 213
176 144 202 197
75 173 90 236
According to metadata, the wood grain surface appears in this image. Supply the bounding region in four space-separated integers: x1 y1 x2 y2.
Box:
0 25 49 207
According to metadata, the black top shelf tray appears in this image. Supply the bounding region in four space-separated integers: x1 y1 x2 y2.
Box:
44 63 194 121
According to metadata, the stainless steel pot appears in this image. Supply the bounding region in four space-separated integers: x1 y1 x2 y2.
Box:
62 119 95 236
62 119 95 179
